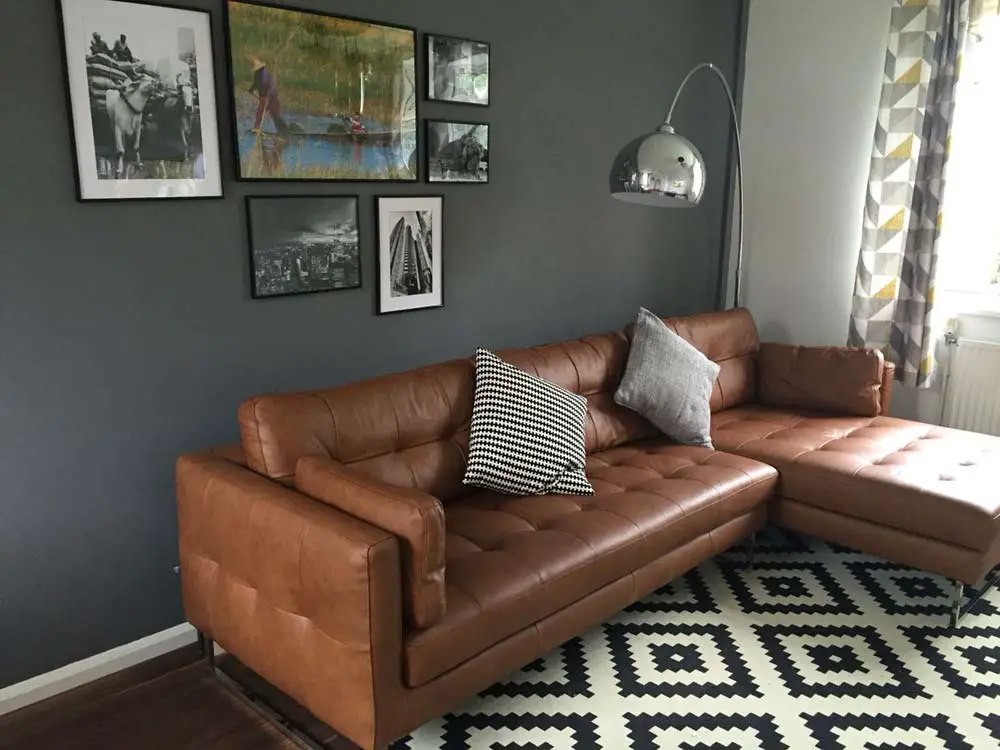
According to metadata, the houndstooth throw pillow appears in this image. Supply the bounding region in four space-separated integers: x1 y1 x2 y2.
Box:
463 349 594 496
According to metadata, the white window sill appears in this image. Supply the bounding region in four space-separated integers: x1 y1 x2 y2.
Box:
938 289 1000 317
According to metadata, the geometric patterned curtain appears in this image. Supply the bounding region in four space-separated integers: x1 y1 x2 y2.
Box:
848 0 971 387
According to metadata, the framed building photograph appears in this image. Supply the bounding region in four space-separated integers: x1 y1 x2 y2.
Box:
426 34 489 106
426 120 489 183
247 196 361 299
376 196 443 314
226 0 418 182
58 0 223 201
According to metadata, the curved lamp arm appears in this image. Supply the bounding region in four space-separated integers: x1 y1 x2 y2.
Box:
665 63 745 309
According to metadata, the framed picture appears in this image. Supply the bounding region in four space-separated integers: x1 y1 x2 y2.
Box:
376 196 443 314
247 196 361 299
426 34 490 107
225 0 418 182
426 120 489 184
57 0 223 201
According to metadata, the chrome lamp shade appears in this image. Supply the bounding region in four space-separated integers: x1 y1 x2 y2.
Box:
607 62 744 307
609 125 706 207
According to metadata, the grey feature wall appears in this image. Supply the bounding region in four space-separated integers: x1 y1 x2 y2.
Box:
0 0 744 687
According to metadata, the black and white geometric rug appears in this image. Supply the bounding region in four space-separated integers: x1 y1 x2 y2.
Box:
393 527 1000 749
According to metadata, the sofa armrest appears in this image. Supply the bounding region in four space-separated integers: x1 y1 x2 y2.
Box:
296 456 447 630
757 342 886 417
176 452 403 749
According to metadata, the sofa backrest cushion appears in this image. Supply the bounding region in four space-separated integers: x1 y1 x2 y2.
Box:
238 309 760 497
757 343 886 417
239 359 475 497
663 307 759 414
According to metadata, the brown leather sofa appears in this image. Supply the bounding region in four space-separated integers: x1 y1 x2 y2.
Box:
176 307 1000 749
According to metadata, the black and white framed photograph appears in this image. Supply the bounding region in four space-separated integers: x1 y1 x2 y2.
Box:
58 0 223 201
247 196 361 299
426 34 489 106
376 196 443 314
426 120 489 184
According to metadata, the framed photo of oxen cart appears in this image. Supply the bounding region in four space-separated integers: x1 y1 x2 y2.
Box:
426 120 489 184
376 196 443 314
225 1 419 182
426 34 490 107
246 196 362 299
57 0 223 201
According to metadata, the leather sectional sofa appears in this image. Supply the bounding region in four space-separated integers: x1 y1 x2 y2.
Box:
176 307 1000 750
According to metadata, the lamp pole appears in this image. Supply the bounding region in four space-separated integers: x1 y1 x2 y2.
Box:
666 63 745 309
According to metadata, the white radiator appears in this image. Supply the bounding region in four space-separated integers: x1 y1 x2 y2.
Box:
942 338 1000 435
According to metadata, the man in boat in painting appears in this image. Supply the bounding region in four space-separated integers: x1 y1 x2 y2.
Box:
248 57 289 139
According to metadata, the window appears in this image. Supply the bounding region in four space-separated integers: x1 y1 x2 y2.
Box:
937 4 1000 304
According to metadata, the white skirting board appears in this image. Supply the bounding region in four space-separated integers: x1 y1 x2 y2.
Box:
0 623 199 717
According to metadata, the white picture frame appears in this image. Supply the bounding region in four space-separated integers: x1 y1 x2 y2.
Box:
376 196 444 315
58 0 223 201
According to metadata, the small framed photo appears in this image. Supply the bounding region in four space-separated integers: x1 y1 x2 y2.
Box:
247 196 361 299
426 34 490 106
426 121 489 184
57 0 224 201
376 196 443 314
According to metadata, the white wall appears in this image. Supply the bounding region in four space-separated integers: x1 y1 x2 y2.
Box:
740 0 892 345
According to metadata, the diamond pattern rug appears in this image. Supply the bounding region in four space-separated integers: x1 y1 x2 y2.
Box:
392 527 1000 749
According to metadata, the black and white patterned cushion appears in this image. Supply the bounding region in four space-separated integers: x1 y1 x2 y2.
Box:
463 348 594 496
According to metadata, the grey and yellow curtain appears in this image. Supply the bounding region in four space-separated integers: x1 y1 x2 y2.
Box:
848 0 971 387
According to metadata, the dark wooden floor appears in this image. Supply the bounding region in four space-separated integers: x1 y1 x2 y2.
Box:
0 647 355 750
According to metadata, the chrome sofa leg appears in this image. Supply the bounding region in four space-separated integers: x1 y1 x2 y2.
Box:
950 570 1000 628
950 581 965 629
204 638 331 750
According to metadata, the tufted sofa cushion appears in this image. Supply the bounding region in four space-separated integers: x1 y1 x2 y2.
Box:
712 406 1000 551
403 440 777 686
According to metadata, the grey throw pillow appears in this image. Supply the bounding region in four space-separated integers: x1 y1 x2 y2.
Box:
615 308 721 448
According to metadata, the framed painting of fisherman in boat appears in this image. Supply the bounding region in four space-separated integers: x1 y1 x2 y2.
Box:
225 1 419 182
58 0 223 201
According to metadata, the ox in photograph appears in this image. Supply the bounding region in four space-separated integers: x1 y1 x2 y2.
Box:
376 196 443 314
59 0 223 200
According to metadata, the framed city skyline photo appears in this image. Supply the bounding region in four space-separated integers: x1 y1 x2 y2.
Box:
226 1 418 181
58 0 223 201
376 196 443 314
426 120 488 184
426 33 489 106
247 196 361 299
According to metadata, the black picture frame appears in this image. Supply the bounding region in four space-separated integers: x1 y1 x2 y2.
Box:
425 119 489 184
246 195 362 300
425 32 490 107
375 195 445 315
224 0 420 183
56 0 226 202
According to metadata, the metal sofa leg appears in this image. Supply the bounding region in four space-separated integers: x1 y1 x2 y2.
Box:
745 531 758 571
204 637 335 750
950 570 1000 628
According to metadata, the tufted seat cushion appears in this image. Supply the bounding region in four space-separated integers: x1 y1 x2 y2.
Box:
403 441 776 686
712 407 1000 552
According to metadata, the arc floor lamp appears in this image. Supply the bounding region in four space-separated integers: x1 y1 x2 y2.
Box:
609 62 744 309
